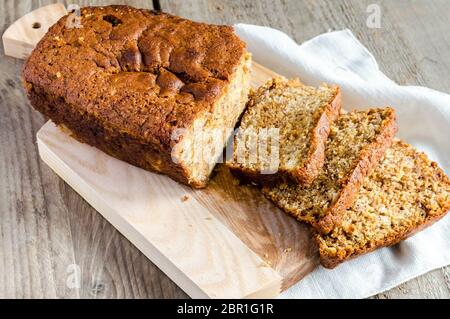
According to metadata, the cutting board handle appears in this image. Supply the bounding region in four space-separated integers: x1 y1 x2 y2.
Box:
2 3 68 59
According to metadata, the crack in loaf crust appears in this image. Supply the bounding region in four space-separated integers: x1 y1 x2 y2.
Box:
22 5 251 188
227 77 341 186
263 108 398 234
317 140 450 268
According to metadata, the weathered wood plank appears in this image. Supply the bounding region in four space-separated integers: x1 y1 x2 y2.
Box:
159 0 450 299
159 0 450 93
1 0 75 299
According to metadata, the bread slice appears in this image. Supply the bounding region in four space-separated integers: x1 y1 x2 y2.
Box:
263 107 398 234
317 140 450 268
227 77 341 185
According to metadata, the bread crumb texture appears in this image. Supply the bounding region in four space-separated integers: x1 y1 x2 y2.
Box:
317 140 450 267
263 107 396 226
228 77 340 184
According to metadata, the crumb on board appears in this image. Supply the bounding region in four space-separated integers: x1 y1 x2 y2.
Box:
204 216 212 221
261 253 272 267
181 195 189 202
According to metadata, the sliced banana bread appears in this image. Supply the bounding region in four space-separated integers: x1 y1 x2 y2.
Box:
23 5 251 188
317 140 450 268
227 77 341 185
263 107 398 234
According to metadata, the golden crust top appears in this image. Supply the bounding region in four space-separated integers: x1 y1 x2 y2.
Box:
23 5 247 150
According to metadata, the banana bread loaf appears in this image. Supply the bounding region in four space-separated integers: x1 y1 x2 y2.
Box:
263 108 398 234
227 77 341 185
23 5 251 188
317 140 450 268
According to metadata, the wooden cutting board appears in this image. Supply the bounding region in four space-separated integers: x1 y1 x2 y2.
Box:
3 3 319 298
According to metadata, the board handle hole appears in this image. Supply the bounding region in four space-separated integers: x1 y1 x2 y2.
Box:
32 22 41 29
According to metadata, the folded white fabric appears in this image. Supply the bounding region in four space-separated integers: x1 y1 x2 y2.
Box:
234 24 450 299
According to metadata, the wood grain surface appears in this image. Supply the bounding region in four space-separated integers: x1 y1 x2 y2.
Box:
1 0 449 298
34 63 318 298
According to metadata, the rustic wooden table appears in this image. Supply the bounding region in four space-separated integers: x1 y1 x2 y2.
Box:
1 0 449 299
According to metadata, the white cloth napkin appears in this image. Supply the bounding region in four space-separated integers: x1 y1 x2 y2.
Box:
234 24 450 299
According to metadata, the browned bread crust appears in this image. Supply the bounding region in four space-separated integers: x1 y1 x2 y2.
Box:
263 108 398 234
316 108 398 234
227 77 341 186
300 88 341 184
317 140 450 268
22 5 251 188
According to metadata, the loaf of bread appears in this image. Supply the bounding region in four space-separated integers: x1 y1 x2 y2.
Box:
23 5 252 188
227 77 341 185
317 140 450 268
263 108 398 234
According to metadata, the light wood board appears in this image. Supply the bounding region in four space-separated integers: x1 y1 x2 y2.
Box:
35 62 318 298
2 3 67 59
